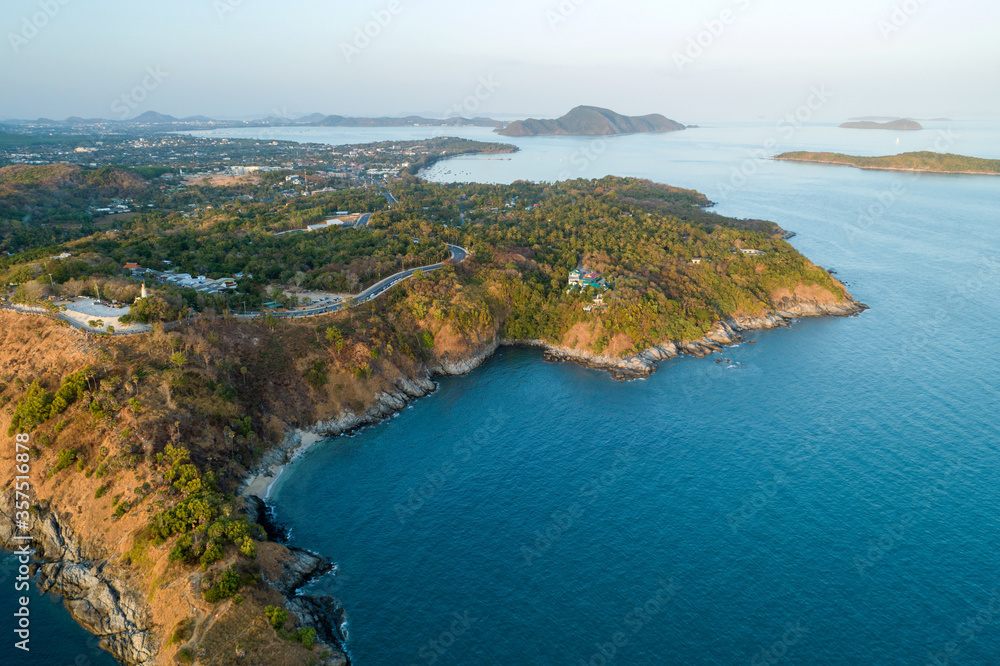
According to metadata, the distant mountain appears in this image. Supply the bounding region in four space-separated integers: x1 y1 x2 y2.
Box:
181 115 215 122
840 119 923 131
312 115 504 128
498 106 685 137
64 116 106 125
128 111 180 124
295 113 327 124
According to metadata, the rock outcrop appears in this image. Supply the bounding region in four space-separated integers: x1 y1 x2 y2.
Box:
0 499 158 665
509 298 868 380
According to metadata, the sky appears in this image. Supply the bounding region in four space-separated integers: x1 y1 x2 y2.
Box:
2 0 999 122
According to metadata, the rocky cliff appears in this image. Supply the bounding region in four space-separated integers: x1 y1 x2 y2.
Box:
1 284 865 665
0 501 158 665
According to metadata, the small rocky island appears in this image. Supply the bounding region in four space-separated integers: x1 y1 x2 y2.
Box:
840 119 923 131
498 106 685 137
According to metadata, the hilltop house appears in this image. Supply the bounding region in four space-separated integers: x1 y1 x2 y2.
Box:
568 269 607 291
739 248 765 257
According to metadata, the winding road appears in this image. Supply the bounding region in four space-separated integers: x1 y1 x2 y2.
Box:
2 244 470 331
238 243 469 320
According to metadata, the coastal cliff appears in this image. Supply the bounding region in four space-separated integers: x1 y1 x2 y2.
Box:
0 503 157 664
0 312 353 666
0 179 865 664
513 297 866 380
242 293 867 500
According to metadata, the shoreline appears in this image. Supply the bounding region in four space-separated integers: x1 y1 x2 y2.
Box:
241 297 868 501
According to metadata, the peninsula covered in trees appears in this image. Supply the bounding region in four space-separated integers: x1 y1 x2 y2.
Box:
774 151 1000 175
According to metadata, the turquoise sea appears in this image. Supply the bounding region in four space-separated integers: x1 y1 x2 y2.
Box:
5 120 1000 664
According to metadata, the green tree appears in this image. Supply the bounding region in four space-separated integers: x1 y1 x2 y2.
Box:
265 606 288 630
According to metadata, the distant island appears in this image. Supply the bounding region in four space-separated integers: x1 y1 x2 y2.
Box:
840 119 923 131
4 107 692 137
774 151 1000 175
0 110 507 130
498 106 685 137
312 114 504 128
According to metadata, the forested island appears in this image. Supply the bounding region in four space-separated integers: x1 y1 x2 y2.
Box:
0 137 863 666
774 151 1000 175
498 106 685 137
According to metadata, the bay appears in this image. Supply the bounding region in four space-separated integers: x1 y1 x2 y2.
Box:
225 122 1000 664
8 120 998 664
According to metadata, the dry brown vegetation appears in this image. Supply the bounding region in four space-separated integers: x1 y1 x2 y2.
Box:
0 269 498 664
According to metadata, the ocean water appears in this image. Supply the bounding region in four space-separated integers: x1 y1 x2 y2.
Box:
5 121 999 664
0 553 119 665
261 122 1000 665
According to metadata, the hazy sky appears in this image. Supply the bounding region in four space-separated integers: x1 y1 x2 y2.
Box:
2 0 998 122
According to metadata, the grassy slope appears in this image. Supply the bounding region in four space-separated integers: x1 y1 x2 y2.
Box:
0 299 497 665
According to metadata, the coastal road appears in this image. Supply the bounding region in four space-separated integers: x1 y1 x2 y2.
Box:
354 244 467 305
249 243 468 319
7 244 469 333
353 213 371 228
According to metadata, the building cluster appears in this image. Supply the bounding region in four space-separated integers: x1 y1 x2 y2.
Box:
568 269 607 290
91 198 137 215
124 263 241 294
